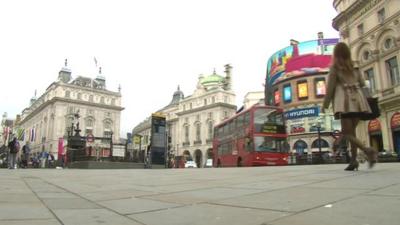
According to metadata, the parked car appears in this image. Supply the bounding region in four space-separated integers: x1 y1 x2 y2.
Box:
184 160 197 168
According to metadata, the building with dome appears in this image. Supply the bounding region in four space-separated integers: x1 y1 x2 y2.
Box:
132 64 236 167
17 60 124 158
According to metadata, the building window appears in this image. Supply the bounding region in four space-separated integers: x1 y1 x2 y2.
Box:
184 125 189 143
363 50 371 61
77 93 82 100
364 68 376 93
207 121 213 139
384 38 394 50
183 104 186 111
190 102 192 109
224 96 228 103
386 57 400 86
89 95 94 102
67 106 74 114
195 123 201 141
86 119 93 127
204 99 207 106
100 96 105 104
65 90 70 98
208 112 213 119
196 114 200 121
212 96 215 103
357 24 364 36
85 128 93 135
104 121 112 130
224 111 228 119
185 117 189 123
111 98 115 105
378 8 385 24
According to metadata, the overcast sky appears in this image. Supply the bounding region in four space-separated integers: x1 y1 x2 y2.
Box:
0 0 339 136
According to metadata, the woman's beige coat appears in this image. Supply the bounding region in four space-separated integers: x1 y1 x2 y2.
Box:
323 67 371 115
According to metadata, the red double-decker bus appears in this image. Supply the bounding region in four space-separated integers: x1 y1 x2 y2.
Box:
213 104 289 167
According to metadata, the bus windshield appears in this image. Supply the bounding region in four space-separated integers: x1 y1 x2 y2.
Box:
254 108 284 133
254 136 289 152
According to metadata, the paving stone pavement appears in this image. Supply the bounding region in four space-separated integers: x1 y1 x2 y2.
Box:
0 163 399 225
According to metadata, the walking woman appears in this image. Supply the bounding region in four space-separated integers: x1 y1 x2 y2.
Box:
322 42 377 171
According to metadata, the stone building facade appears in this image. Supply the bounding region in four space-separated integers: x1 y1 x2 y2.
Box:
333 0 400 154
132 64 237 167
18 61 124 158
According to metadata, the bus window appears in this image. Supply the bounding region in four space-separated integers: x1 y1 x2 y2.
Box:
254 136 289 152
245 137 253 152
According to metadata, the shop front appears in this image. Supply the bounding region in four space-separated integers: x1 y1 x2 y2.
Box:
391 112 400 155
368 119 383 152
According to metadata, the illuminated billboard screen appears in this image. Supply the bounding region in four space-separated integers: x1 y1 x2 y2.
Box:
274 89 280 105
315 79 326 96
266 38 338 87
283 85 292 103
297 82 308 99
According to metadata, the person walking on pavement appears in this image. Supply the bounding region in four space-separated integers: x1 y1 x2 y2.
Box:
322 42 378 171
40 150 49 168
22 142 31 168
8 137 20 169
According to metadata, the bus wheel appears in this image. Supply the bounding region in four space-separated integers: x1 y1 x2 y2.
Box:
217 159 221 167
237 158 242 167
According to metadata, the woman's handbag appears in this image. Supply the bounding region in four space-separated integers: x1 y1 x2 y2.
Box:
360 97 380 121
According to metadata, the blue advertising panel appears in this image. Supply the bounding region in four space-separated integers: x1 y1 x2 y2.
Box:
284 107 319 120
283 85 292 103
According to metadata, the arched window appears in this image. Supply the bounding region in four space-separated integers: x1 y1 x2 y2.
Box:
311 139 329 148
89 95 94 102
77 93 82 100
65 90 70 98
100 96 105 104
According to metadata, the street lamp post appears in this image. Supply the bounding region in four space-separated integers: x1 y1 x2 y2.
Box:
316 121 322 164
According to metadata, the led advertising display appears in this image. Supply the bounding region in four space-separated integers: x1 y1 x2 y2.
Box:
315 79 326 96
274 90 280 105
283 85 292 103
297 82 308 99
266 38 338 87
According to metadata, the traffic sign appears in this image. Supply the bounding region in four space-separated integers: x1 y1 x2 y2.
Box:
331 130 341 139
86 134 94 143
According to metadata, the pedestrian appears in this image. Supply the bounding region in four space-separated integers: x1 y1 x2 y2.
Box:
40 150 48 168
322 42 377 171
22 142 31 168
8 137 20 169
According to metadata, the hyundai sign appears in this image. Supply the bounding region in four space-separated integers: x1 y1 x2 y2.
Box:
284 107 319 120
